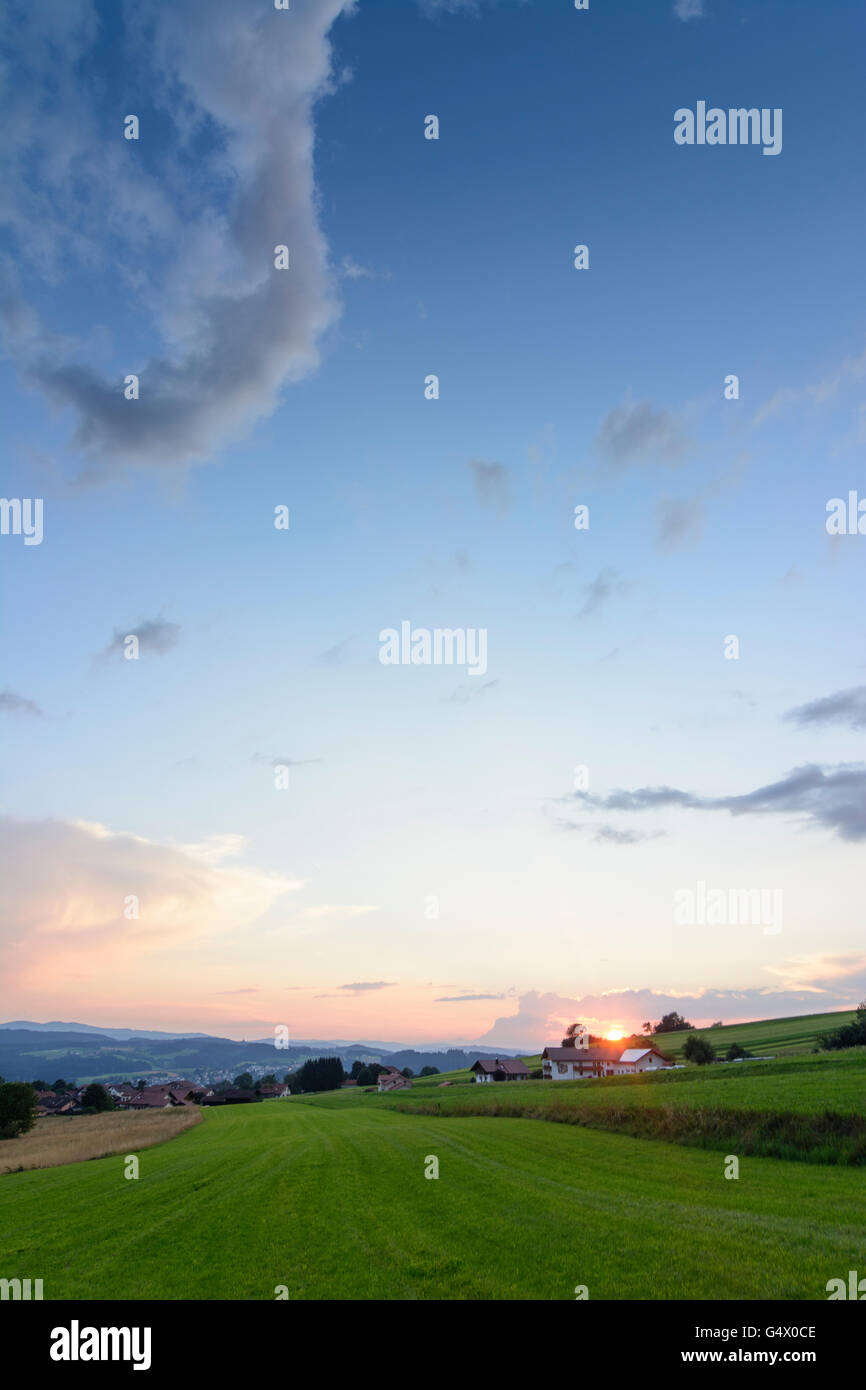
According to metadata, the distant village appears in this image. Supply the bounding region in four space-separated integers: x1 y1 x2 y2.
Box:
29 1021 675 1114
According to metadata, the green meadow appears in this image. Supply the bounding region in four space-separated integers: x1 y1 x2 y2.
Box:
647 1010 858 1059
388 1049 866 1118
1 1048 865 1300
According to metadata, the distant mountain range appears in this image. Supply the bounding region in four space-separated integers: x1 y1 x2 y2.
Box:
0 1021 526 1085
0 1021 215 1041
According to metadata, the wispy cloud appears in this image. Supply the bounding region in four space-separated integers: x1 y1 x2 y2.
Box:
577 568 631 620
468 459 509 516
251 754 322 768
754 346 866 425
317 637 355 666
338 981 396 994
673 0 705 19
0 689 44 717
655 496 704 552
436 992 507 1002
783 687 866 733
99 618 180 659
594 397 692 472
562 763 866 842
338 256 391 282
448 679 499 704
300 905 377 920
558 822 663 846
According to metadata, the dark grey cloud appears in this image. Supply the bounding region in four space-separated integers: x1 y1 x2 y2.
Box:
565 763 866 842
100 618 180 658
468 459 509 516
783 687 866 733
594 399 692 472
0 689 43 717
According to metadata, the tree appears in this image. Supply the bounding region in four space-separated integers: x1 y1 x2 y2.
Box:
350 1060 366 1080
419 1066 440 1077
726 1043 747 1061
233 1073 255 1090
136 1079 148 1091
820 1002 866 1052
654 1012 694 1034
642 1022 653 1035
401 1067 414 1079
0 1082 38 1140
82 1083 114 1113
31 1079 48 1091
682 1035 716 1065
259 1074 277 1087
292 1057 345 1094
710 1021 724 1029
53 1078 71 1093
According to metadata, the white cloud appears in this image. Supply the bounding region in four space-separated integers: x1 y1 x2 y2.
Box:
0 817 300 983
754 347 866 425
673 0 705 19
0 0 353 479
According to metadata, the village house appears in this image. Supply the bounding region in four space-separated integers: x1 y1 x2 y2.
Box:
541 1026 669 1081
470 1057 530 1083
35 1092 77 1116
127 1087 177 1109
376 1067 412 1093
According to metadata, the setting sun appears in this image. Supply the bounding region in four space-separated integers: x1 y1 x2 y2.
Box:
605 1029 625 1041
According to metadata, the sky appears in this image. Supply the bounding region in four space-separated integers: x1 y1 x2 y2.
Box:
1 0 865 1051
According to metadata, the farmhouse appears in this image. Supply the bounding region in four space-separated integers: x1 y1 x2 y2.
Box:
541 1041 668 1080
127 1087 177 1109
470 1057 530 1083
376 1067 412 1092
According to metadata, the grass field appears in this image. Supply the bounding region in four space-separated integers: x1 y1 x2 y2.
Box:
369 1049 866 1165
643 1010 858 1059
0 1108 200 1175
388 1049 866 1117
2 1097 864 1300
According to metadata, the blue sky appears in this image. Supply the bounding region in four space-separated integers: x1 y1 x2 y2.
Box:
1 0 865 1048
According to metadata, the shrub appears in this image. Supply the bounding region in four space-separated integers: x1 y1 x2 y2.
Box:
0 1082 38 1140
682 1035 716 1065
